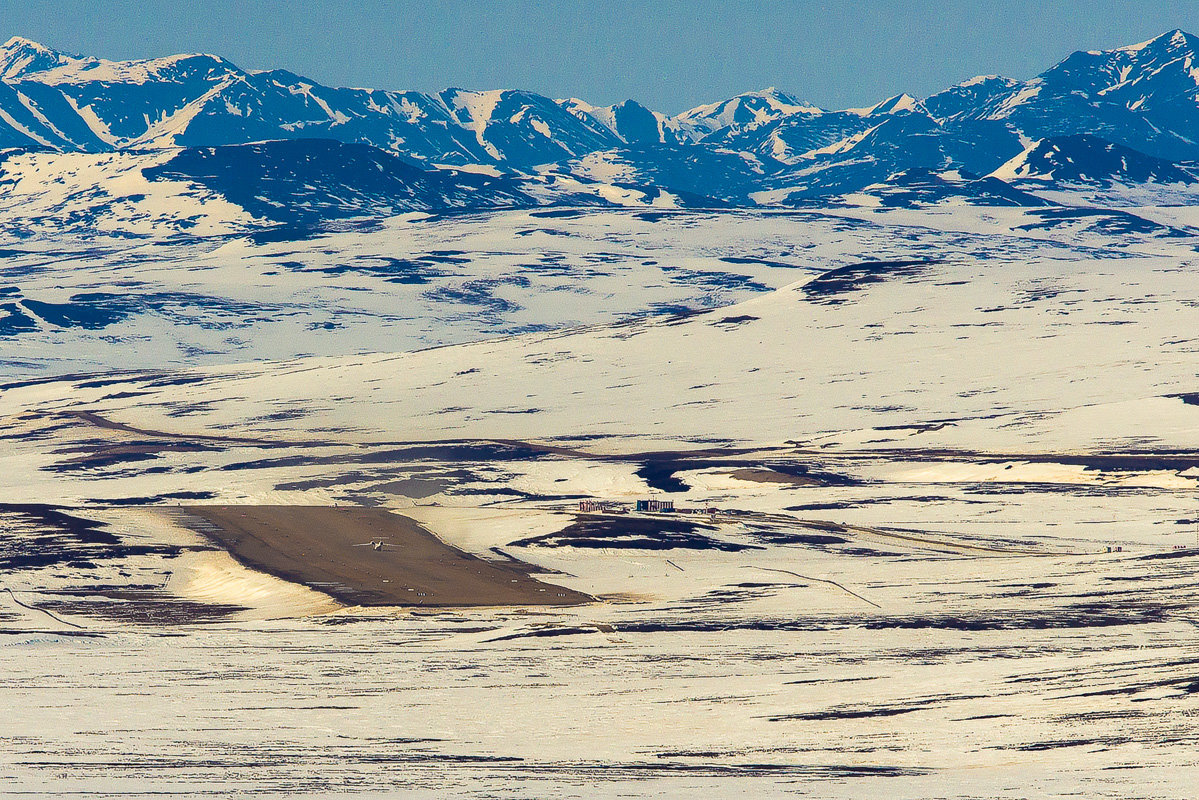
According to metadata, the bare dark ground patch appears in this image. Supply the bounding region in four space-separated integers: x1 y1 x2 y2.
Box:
181 505 592 607
512 514 760 552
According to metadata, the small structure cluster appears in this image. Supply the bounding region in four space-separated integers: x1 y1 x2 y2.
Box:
577 498 719 515
577 499 620 513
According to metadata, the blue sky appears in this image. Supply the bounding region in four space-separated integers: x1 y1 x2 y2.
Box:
8 0 1199 112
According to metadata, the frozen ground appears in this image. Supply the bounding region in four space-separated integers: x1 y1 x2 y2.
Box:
2 204 1199 797
1 202 1191 376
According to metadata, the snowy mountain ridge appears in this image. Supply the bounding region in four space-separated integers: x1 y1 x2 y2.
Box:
0 30 1198 224
1 31 1196 156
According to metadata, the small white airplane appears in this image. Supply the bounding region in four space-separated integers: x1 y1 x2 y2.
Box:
353 538 390 551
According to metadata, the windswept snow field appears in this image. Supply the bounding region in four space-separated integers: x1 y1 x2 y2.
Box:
1 202 1199 798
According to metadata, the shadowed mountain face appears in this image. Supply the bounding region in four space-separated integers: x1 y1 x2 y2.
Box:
141 140 542 223
0 30 1197 222
992 134 1198 186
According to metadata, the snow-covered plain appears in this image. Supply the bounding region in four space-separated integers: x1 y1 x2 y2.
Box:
2 204 1199 798
2 202 1192 376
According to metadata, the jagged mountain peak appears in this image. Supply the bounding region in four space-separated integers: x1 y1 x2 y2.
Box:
749 86 807 104
1044 28 1199 86
847 93 925 117
1 35 56 55
611 98 652 112
680 88 819 116
738 87 817 111
921 75 1020 122
29 51 242 86
0 36 243 85
557 97 670 146
957 74 1018 88
0 35 80 79
674 88 821 141
1115 28 1199 55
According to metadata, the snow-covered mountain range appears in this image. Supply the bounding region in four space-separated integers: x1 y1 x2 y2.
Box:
1 30 1199 227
